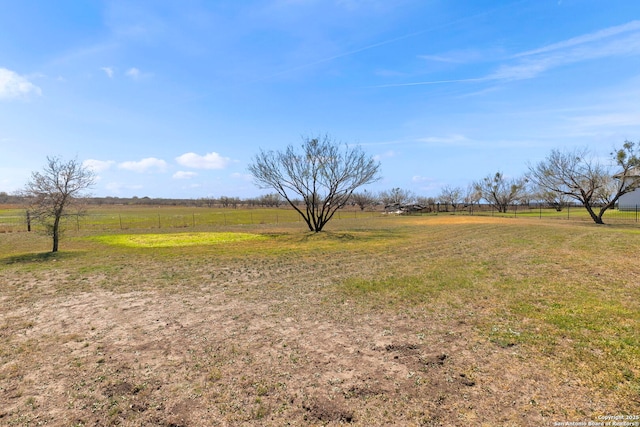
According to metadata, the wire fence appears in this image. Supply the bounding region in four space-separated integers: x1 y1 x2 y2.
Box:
1 204 639 234
0 208 379 234
419 203 640 223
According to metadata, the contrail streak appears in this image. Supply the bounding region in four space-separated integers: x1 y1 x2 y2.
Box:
369 78 487 88
244 0 530 85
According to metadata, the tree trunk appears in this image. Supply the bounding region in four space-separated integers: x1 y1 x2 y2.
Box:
584 203 604 224
52 216 60 252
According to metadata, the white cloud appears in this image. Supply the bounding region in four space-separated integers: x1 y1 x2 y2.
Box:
126 67 141 79
173 171 198 179
412 175 433 183
101 67 114 78
176 152 230 169
0 68 42 100
118 157 168 173
373 150 396 161
83 159 115 172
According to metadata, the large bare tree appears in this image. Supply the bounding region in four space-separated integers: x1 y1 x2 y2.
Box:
527 142 640 224
24 156 95 252
248 135 380 232
474 172 528 213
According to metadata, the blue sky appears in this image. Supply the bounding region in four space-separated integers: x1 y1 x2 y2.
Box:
2 0 640 199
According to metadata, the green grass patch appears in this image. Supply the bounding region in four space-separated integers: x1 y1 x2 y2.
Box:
90 231 267 248
335 260 487 307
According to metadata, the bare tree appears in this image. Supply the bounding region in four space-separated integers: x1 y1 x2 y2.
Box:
535 189 569 211
378 187 415 206
248 135 380 232
437 185 463 212
256 193 283 207
463 183 482 209
474 172 527 213
527 142 640 224
24 156 95 252
351 190 377 211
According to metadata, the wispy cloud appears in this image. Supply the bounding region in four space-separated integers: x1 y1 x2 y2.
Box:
564 112 640 134
173 171 198 179
176 152 230 169
371 78 485 88
83 159 115 172
375 20 640 87
101 67 115 78
514 20 640 58
411 175 433 183
0 68 42 100
419 48 501 64
373 150 396 161
417 134 469 145
126 67 141 79
490 21 640 81
118 157 168 173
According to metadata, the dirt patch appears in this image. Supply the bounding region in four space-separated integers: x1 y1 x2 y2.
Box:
0 282 620 425
2 217 637 425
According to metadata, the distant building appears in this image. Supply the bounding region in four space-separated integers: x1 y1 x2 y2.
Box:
616 167 640 210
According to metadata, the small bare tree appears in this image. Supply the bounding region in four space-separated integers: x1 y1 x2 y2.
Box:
258 193 284 207
24 156 95 252
437 185 463 212
378 187 415 206
535 189 568 211
474 172 527 213
248 135 380 232
527 142 640 224
463 183 482 209
351 190 377 211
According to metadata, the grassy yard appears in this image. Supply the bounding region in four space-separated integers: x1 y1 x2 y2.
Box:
0 213 638 425
0 205 380 233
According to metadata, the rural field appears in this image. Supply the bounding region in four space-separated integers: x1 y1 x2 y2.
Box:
0 208 639 426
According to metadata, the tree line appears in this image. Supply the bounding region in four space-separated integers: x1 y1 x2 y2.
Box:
17 135 640 252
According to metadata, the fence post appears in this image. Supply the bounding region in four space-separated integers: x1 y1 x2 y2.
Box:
567 204 570 220
119 214 123 230
193 213 196 227
158 214 161 228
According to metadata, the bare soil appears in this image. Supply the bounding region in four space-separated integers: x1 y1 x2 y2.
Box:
0 284 616 426
0 217 637 426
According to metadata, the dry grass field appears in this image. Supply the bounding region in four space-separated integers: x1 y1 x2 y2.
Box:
1 213 639 426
